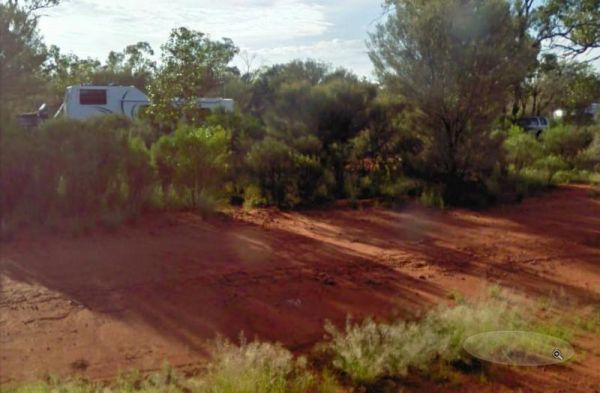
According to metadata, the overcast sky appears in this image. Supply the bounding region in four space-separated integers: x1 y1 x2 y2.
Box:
37 0 598 78
37 0 386 78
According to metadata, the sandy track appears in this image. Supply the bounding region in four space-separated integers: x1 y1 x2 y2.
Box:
1 185 599 391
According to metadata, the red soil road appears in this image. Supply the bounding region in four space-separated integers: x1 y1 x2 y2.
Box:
1 185 599 392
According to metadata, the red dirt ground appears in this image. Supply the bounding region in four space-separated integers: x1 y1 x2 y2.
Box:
1 185 599 392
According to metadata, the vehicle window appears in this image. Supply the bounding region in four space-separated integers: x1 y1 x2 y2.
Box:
540 118 548 125
80 89 107 105
519 118 533 126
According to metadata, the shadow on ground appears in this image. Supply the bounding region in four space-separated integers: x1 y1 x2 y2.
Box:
1 185 599 390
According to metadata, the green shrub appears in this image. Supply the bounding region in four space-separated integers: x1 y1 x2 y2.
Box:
542 125 594 163
532 155 569 184
293 153 334 204
152 124 230 211
123 137 156 212
0 124 37 225
194 336 315 393
245 137 296 207
6 293 569 392
242 184 268 208
504 125 544 171
380 177 421 204
420 185 445 208
324 296 525 385
503 125 598 190
4 364 189 393
574 128 600 172
1 116 155 231
552 169 597 184
245 137 333 208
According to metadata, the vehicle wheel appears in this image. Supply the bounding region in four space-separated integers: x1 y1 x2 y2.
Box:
536 130 542 139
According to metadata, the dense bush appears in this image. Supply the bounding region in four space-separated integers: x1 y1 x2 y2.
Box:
152 124 230 212
323 296 525 385
195 336 316 393
244 137 334 208
573 126 600 172
503 124 600 191
504 125 544 171
542 125 594 162
5 288 581 392
245 137 297 207
1 116 154 232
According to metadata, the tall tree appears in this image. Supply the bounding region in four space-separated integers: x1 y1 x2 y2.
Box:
509 0 600 115
103 41 156 87
522 54 600 120
0 0 59 112
534 0 600 59
146 27 239 131
42 42 156 110
369 0 535 188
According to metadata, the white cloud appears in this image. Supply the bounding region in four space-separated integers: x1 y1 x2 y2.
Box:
37 0 378 77
240 38 373 78
39 0 330 53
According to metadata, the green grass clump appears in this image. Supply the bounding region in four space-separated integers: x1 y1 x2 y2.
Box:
6 291 580 392
419 186 445 208
4 364 188 393
193 336 315 393
3 339 341 393
323 296 525 385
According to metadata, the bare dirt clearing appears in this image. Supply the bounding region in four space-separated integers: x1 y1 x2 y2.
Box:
1 186 599 391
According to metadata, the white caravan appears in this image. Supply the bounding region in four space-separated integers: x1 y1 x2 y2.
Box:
54 85 150 120
54 85 234 120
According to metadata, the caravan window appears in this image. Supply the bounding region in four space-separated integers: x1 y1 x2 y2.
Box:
80 89 107 105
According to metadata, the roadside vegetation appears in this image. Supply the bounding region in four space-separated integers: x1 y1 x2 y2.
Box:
2 2 598 391
4 288 584 393
2 0 600 237
503 123 600 199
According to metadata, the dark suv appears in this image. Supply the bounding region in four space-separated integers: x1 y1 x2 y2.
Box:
516 116 549 137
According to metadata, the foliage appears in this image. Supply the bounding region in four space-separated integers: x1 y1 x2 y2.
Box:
504 124 599 191
0 0 50 113
1 116 154 232
244 136 335 208
5 291 582 392
194 336 315 393
519 53 600 120
3 0 600 225
531 155 569 184
45 42 156 109
369 0 535 190
504 125 544 171
146 28 239 131
574 127 600 172
323 295 526 385
542 125 594 161
152 124 230 211
534 0 600 57
420 185 446 208
250 61 377 198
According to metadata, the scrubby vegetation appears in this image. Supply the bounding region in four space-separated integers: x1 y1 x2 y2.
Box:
1 116 154 235
322 295 526 385
1 0 599 235
4 289 580 392
503 124 600 194
193 337 317 393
